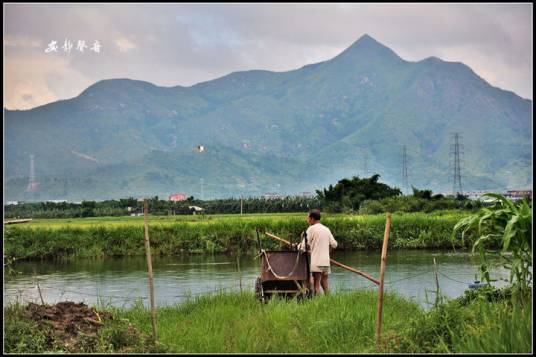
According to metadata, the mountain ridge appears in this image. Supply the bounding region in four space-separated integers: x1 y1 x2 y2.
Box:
5 34 532 201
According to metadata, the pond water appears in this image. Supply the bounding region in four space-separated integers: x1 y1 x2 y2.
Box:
4 250 510 309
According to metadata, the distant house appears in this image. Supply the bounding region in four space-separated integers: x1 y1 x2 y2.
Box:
464 191 493 200
188 206 204 215
264 192 282 200
6 201 19 205
130 208 144 216
169 193 187 201
505 190 532 201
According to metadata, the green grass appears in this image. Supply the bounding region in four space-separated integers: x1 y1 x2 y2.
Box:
107 290 420 353
4 211 476 260
5 288 531 353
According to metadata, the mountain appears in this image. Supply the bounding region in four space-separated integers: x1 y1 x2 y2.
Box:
4 34 532 201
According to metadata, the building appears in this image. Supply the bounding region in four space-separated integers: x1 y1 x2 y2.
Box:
169 193 187 201
188 206 204 215
130 208 144 216
463 191 493 200
297 192 314 198
6 201 19 205
505 190 532 201
264 192 282 200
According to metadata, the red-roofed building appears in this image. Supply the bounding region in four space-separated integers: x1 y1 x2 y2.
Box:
169 193 187 201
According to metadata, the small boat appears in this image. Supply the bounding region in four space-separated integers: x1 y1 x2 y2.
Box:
4 218 33 225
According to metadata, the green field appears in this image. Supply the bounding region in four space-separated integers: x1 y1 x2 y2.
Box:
5 211 476 260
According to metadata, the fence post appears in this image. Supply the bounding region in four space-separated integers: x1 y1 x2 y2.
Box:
375 212 392 351
433 257 441 305
33 267 45 305
144 199 157 342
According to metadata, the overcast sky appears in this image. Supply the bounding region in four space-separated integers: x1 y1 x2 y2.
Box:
4 3 533 110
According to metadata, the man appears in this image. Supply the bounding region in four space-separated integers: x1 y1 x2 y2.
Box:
295 209 337 295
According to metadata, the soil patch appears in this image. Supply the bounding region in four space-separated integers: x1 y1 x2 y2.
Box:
23 301 111 351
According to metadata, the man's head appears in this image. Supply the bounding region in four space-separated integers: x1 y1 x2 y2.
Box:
307 209 321 225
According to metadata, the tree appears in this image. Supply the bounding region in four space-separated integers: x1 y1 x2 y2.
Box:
316 174 402 212
412 186 433 200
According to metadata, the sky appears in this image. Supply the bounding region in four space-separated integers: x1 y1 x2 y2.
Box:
3 3 533 110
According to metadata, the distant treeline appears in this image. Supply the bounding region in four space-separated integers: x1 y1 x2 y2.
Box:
4 196 322 219
5 174 489 219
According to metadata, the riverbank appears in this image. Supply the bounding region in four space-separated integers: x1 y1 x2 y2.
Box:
4 288 531 353
4 211 476 260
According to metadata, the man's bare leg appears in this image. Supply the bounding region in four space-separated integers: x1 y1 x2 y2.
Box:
313 272 322 295
320 273 329 294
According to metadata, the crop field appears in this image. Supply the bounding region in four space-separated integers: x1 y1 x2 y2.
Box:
5 211 476 260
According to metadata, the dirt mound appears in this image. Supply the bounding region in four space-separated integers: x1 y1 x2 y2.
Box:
24 301 111 351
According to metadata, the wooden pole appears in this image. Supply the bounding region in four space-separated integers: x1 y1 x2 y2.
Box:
375 213 392 351
144 199 157 341
433 257 440 305
237 254 242 292
33 268 44 305
264 232 380 285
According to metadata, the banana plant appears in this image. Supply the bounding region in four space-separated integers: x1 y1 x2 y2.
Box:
452 193 532 294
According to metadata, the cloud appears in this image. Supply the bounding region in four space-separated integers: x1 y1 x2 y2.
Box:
4 34 43 48
4 54 92 110
3 3 533 110
116 36 138 52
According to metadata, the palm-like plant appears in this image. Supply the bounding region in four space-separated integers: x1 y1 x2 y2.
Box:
452 193 532 294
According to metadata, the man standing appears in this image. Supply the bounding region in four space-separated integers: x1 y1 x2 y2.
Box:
296 209 337 295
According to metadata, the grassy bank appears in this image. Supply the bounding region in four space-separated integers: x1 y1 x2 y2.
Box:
4 211 476 260
4 288 531 353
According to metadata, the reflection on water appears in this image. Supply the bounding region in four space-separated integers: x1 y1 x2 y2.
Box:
4 250 509 309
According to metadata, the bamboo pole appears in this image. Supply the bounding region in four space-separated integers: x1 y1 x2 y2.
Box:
264 232 380 285
433 257 440 305
144 199 157 342
33 268 44 305
375 213 392 351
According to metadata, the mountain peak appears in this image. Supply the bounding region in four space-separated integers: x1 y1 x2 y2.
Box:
334 34 403 63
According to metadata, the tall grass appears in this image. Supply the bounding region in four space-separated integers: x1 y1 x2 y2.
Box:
107 290 421 353
5 212 476 260
392 288 533 353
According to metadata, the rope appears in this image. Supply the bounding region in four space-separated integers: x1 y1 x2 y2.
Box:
384 271 431 285
260 249 303 280
438 271 473 285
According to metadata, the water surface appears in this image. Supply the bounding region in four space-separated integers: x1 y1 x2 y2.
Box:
4 250 509 309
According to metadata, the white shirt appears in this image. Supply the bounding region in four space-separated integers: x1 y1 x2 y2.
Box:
298 222 338 267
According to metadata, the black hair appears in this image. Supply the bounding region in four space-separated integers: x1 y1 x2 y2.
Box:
308 209 321 221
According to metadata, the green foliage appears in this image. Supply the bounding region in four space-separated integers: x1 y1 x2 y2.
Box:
317 174 402 212
359 195 481 215
452 193 532 294
4 212 476 260
393 287 532 353
5 196 322 219
412 186 433 199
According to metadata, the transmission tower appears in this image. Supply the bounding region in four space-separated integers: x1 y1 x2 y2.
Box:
25 154 39 192
200 178 204 200
449 133 464 195
402 145 409 195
